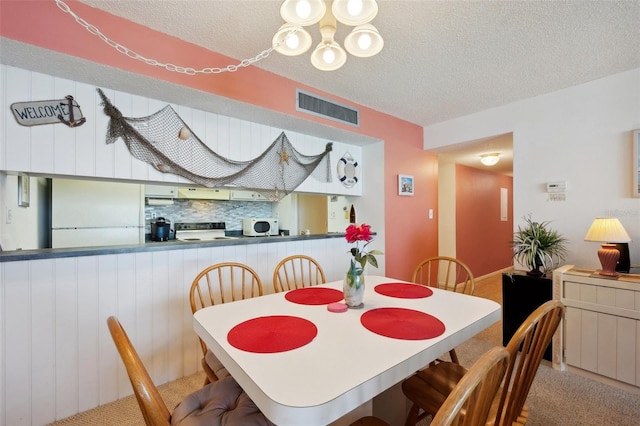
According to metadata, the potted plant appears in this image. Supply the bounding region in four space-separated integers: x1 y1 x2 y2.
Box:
511 215 568 276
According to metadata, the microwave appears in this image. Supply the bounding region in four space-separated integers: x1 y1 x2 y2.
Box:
243 218 279 237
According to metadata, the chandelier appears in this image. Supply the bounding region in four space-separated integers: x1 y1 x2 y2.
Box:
272 0 384 71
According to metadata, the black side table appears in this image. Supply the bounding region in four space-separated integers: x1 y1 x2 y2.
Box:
501 271 553 361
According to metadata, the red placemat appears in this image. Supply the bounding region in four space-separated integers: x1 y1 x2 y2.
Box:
285 287 344 305
375 283 433 299
227 316 317 353
361 308 445 340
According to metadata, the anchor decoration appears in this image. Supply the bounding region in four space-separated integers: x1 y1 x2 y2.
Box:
10 95 86 127
58 95 86 127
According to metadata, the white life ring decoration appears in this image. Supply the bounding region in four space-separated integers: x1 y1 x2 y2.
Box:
337 152 360 188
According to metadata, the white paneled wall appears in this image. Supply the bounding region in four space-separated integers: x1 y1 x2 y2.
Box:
0 237 356 425
0 65 361 196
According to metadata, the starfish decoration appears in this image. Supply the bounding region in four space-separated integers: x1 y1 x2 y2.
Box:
268 188 280 202
278 148 290 165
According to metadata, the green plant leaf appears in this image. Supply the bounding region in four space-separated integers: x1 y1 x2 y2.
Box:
511 214 568 273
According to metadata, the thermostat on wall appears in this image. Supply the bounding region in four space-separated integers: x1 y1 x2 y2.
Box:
546 181 567 193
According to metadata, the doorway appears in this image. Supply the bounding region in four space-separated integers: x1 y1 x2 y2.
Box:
436 133 514 276
297 194 328 235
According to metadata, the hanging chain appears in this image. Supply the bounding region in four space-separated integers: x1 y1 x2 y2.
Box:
54 0 288 74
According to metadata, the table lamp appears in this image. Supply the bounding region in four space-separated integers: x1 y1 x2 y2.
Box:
584 217 631 277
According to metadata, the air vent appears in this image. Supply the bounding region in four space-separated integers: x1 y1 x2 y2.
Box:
296 89 359 127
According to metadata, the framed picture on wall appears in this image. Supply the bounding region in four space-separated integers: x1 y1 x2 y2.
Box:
634 130 640 197
398 174 414 196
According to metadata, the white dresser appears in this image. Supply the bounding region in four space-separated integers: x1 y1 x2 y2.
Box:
554 265 640 389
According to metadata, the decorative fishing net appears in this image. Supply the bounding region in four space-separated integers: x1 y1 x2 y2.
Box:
97 89 332 201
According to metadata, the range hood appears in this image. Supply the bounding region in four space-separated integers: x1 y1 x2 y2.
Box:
177 187 230 200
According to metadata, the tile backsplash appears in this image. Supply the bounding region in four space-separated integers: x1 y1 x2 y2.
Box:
145 199 275 232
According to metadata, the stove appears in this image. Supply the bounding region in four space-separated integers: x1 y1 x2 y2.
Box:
174 222 237 242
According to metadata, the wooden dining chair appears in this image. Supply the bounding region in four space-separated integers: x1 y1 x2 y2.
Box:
412 256 475 364
402 300 565 426
272 254 326 292
350 346 509 426
107 316 274 426
412 256 475 295
189 262 263 384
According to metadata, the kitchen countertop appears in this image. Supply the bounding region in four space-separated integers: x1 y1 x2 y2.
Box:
0 233 346 262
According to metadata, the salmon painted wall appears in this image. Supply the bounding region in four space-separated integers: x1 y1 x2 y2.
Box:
455 165 513 277
0 0 437 280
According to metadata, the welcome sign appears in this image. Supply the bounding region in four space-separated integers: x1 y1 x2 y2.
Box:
11 95 86 127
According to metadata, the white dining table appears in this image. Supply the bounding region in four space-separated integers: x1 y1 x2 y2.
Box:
193 275 501 426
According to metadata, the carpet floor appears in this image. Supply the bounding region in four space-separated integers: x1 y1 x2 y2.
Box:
49 273 640 426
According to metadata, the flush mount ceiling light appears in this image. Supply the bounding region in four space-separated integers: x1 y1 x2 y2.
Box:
480 153 500 166
273 0 384 71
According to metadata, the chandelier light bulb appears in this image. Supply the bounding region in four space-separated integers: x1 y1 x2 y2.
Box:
332 0 378 26
357 33 372 50
322 47 336 64
285 33 300 49
344 24 383 57
273 24 312 56
347 0 363 16
311 41 347 71
280 0 325 26
296 0 311 19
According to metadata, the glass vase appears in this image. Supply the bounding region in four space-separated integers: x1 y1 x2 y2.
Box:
343 263 365 308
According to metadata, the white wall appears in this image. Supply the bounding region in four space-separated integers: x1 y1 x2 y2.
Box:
424 68 640 269
327 195 353 233
437 159 457 257
357 140 386 274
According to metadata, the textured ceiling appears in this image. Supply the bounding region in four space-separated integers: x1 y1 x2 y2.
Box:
77 0 640 127
3 1 640 175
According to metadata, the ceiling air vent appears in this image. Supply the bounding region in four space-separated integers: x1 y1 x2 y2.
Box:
296 89 359 127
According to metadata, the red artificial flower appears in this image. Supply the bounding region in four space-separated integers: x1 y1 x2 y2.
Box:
345 223 373 243
345 223 382 270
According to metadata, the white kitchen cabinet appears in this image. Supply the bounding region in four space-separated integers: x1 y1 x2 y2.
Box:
144 184 178 198
177 187 230 200
230 189 269 201
555 266 640 388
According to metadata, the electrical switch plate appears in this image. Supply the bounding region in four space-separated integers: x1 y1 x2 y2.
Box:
6 207 12 224
428 209 434 219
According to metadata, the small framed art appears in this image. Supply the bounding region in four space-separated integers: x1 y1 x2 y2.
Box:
634 129 640 197
398 174 414 196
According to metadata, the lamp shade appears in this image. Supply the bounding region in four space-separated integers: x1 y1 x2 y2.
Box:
344 24 384 57
311 41 347 71
584 218 631 243
585 217 631 277
273 24 312 56
280 0 326 26
332 0 379 26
